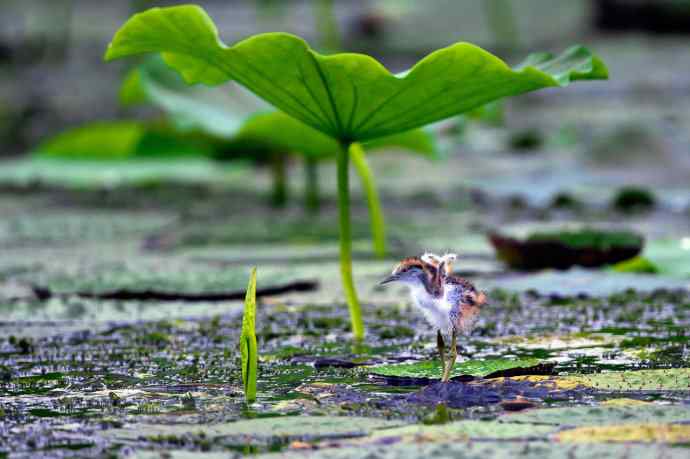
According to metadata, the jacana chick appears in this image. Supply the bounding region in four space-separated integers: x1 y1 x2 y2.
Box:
380 252 486 382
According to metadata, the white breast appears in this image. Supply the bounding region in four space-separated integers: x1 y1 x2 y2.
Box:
409 284 452 333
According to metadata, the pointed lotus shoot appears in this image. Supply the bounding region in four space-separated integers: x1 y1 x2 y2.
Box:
240 267 258 403
105 4 608 340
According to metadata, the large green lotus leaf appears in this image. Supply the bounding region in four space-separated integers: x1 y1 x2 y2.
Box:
105 5 607 141
503 404 690 426
369 358 541 379
232 111 438 160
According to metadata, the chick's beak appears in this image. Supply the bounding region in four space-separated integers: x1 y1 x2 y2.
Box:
379 274 399 285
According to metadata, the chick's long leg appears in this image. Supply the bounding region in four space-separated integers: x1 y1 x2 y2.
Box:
436 330 446 368
441 329 458 383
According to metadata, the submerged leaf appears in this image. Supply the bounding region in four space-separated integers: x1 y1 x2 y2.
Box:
366 420 556 442
564 368 690 391
369 358 542 380
503 403 690 426
105 416 400 442
494 332 624 350
556 423 690 444
210 438 690 459
240 267 258 402
506 370 690 393
106 5 607 141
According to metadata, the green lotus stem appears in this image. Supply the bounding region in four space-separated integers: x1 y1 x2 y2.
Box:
337 142 364 340
350 142 386 258
270 153 288 208
304 157 320 213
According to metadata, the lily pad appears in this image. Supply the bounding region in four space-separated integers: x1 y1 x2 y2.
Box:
564 368 690 391
642 238 690 278
367 420 556 442
104 416 400 442
248 441 690 459
0 210 173 246
495 333 624 350
27 259 299 296
485 268 690 296
369 358 544 381
557 423 690 443
503 403 690 426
